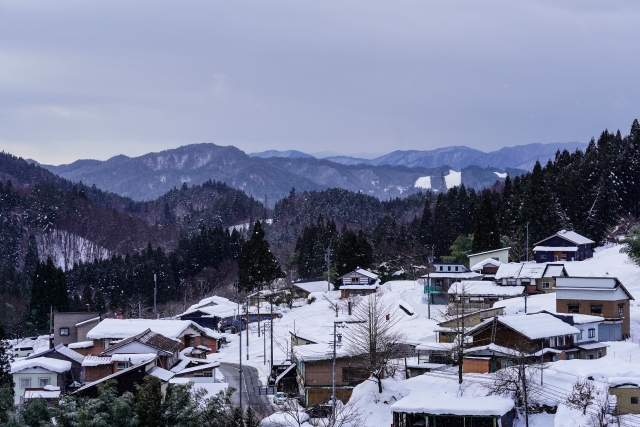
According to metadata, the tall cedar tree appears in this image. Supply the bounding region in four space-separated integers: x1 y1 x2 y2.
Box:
29 257 69 332
134 376 164 427
237 220 283 292
0 325 14 401
472 191 500 253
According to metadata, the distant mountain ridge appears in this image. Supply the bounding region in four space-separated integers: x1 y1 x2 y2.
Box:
256 141 588 171
38 143 522 204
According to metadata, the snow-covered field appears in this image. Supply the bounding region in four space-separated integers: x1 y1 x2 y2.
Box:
207 245 640 426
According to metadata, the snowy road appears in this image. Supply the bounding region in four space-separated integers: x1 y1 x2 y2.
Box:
219 362 275 417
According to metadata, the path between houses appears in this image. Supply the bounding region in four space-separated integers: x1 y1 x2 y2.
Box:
219 362 275 417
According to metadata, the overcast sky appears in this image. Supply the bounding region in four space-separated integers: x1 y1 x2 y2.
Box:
1 1 639 164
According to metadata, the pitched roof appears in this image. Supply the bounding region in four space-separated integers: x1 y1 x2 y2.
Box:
74 356 158 394
496 313 580 340
470 258 503 271
100 328 181 355
494 262 563 280
26 343 85 364
337 268 379 280
11 357 72 373
467 247 511 257
87 319 196 340
535 230 594 246
448 281 524 297
292 281 330 294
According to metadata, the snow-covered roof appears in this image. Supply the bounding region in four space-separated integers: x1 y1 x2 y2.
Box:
293 343 349 361
533 246 578 252
468 247 510 257
82 355 112 366
421 272 482 279
174 362 220 376
338 268 378 280
74 356 158 394
110 353 157 364
87 318 197 340
27 343 85 365
11 357 72 373
340 284 379 290
187 295 233 312
495 262 563 280
448 281 524 296
415 342 456 352
68 341 93 349
148 366 174 382
464 343 523 356
544 264 566 278
293 281 330 294
535 230 594 246
75 316 100 327
567 313 604 325
576 342 609 350
610 377 640 387
390 376 514 416
519 263 547 278
497 313 580 340
470 258 502 272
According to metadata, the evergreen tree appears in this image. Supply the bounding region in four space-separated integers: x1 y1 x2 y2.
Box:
244 406 259 427
440 234 474 266
134 376 164 427
22 398 52 427
237 221 283 292
336 229 359 277
0 324 14 419
472 191 500 253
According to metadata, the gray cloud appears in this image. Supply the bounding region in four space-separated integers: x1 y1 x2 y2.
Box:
1 0 639 164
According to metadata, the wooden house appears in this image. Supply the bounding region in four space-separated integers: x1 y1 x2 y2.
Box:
174 295 237 330
292 343 367 407
99 328 182 369
468 313 580 363
337 268 378 286
533 230 595 263
85 318 221 356
421 263 483 304
495 262 567 294
25 344 85 391
435 306 504 343
555 276 634 340
609 377 640 414
447 281 524 314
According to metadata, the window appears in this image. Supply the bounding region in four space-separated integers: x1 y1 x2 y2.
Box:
554 255 560 261
578 330 583 340
117 361 130 370
567 354 575 360
568 305 580 313
540 255 547 260
38 378 50 387
588 328 596 339
104 339 110 350
20 378 31 388
59 327 70 336
542 282 551 289
556 335 566 346
632 397 639 405
201 339 208 346
619 304 625 316
549 337 556 347
439 266 443 271
591 305 603 315
448 266 451 271
455 266 459 271
507 279 516 285
587 355 594 360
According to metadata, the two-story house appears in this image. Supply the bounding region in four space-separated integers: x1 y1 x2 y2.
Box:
533 230 595 263
555 276 634 340
292 343 366 407
25 344 85 391
421 263 482 304
495 262 567 294
11 357 72 405
53 312 101 347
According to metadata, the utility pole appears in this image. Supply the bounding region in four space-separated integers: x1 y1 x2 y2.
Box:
332 321 338 424
521 356 529 427
236 279 243 407
246 300 249 360
526 222 529 262
153 273 157 319
263 322 266 365
540 342 544 386
270 295 274 371
524 291 528 313
326 246 332 292
427 245 434 319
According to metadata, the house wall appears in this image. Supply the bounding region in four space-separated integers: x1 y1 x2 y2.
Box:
84 364 114 382
306 388 353 407
534 277 557 294
37 352 83 390
439 308 504 330
610 387 640 414
468 249 509 268
291 335 316 347
298 358 366 406
556 298 630 339
13 368 58 405
340 288 376 299
535 236 592 263
177 312 218 329
574 322 600 343
472 323 572 354
462 357 491 374
53 312 100 347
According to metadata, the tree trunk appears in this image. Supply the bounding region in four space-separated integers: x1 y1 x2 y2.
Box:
377 376 383 393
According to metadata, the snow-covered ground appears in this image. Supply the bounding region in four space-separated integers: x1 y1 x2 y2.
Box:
208 245 640 426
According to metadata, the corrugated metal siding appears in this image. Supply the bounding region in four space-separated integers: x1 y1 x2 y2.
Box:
598 323 621 342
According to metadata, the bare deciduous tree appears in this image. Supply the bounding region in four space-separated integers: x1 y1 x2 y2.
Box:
345 294 407 393
566 379 596 415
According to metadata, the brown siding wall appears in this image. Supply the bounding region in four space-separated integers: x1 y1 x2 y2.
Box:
85 364 113 382
556 298 630 338
473 324 572 353
306 388 353 407
304 359 357 387
463 357 490 374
